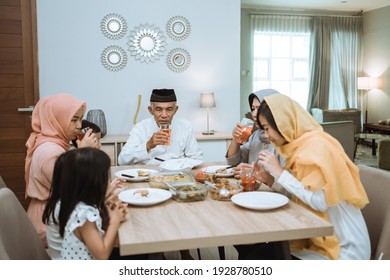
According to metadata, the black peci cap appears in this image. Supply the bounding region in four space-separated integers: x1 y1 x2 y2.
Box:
150 89 177 102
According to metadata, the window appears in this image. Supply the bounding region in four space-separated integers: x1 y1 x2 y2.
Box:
253 32 310 109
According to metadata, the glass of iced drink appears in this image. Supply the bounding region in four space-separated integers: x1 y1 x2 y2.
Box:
240 167 256 192
159 124 171 146
237 118 254 144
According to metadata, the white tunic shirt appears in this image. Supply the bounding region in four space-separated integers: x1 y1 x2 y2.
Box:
118 117 203 165
277 170 371 260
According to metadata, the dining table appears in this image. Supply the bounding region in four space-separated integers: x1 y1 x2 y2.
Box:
111 162 334 257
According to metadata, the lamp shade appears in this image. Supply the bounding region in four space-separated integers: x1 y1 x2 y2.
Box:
200 92 216 108
358 77 376 90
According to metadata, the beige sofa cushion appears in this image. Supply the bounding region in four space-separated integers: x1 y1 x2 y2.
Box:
358 164 390 260
0 187 50 260
321 121 355 160
378 139 390 170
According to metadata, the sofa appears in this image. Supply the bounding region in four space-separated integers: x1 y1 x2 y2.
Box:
358 164 390 259
311 108 361 134
321 121 355 160
378 139 390 170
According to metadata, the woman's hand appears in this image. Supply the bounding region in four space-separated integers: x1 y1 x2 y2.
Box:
233 162 253 179
253 162 275 187
258 150 284 179
231 123 244 143
77 129 99 148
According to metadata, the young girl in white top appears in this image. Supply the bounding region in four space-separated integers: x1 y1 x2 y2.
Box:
43 147 128 260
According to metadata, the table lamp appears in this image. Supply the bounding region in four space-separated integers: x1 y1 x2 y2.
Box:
200 92 216 135
358 77 375 124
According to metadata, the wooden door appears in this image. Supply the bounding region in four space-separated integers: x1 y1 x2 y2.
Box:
0 0 38 210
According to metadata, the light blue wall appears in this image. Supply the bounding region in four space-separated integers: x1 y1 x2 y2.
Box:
36 0 240 135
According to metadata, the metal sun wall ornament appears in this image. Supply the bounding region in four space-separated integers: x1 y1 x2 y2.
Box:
128 24 167 63
166 16 191 41
100 13 127 40
101 45 127 71
166 48 191 73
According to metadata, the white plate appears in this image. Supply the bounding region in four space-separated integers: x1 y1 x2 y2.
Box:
159 158 204 172
204 165 234 177
118 188 172 206
115 169 158 182
231 192 289 210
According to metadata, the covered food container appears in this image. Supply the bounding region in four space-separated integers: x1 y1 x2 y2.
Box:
171 184 208 202
149 171 207 202
149 171 195 189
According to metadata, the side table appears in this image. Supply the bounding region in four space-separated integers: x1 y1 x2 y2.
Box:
354 133 390 158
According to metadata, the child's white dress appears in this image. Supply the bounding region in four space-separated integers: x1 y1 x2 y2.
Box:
61 202 105 260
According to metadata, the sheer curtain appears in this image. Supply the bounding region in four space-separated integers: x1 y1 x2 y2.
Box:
250 14 362 111
250 15 311 108
308 16 362 110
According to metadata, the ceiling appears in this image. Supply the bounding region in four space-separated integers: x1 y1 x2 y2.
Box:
241 0 389 12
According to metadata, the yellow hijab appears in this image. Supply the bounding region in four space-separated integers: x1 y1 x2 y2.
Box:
263 94 368 259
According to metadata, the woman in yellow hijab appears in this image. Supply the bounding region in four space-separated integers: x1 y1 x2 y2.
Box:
256 94 370 260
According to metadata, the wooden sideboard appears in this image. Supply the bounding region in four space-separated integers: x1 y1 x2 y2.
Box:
100 131 232 165
364 123 390 135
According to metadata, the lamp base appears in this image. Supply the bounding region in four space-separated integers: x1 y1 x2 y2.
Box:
202 131 214 135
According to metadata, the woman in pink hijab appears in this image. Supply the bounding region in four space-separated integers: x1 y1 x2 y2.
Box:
25 93 98 246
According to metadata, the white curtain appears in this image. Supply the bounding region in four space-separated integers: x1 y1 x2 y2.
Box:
251 14 312 33
329 17 362 109
308 16 362 110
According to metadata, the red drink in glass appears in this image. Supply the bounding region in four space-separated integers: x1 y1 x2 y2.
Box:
238 126 253 144
241 167 255 192
160 124 171 145
237 118 254 144
241 176 255 192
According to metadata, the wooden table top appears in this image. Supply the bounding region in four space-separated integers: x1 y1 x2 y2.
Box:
111 164 333 256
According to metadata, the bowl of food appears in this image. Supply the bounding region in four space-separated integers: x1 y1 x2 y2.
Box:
194 171 216 183
208 179 243 201
171 184 208 202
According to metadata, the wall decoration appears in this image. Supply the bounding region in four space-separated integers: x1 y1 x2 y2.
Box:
166 16 191 41
166 48 191 72
100 13 127 40
101 45 127 71
128 24 167 63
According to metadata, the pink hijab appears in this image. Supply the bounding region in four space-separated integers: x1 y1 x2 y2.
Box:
24 93 86 188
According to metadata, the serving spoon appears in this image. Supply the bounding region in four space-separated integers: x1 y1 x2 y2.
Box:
204 181 229 198
162 181 177 195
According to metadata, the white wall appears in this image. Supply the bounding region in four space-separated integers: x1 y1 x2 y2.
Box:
36 0 240 135
362 6 390 123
